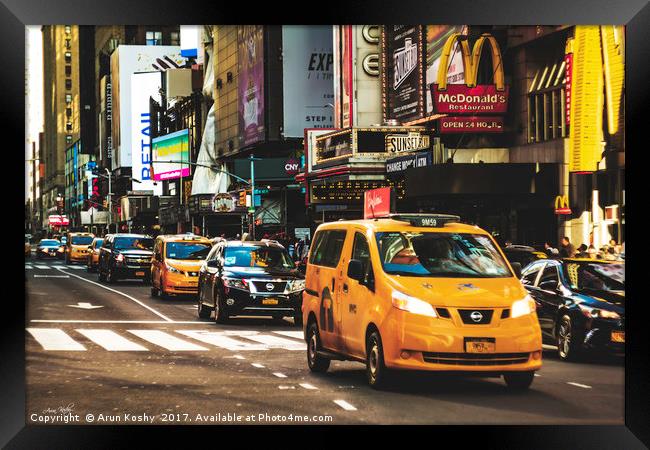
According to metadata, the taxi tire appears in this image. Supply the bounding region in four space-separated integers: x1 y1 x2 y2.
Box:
557 315 582 362
306 322 330 373
503 371 535 391
197 295 211 319
366 331 391 389
160 278 170 300
98 268 106 282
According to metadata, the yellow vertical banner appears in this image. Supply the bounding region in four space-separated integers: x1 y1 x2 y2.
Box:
601 25 625 150
568 26 604 173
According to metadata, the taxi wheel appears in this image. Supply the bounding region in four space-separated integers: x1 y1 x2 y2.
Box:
197 294 211 319
366 331 391 389
306 322 330 373
503 371 535 391
98 267 106 282
214 290 229 324
557 315 582 361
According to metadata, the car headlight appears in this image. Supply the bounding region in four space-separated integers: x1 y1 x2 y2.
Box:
166 264 182 274
391 290 437 317
223 277 249 291
511 295 535 318
578 304 621 320
288 279 305 292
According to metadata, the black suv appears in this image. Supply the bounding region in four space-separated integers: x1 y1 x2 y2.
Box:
197 240 305 325
98 234 154 283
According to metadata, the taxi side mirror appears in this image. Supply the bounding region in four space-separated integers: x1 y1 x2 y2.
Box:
511 262 522 279
347 259 363 281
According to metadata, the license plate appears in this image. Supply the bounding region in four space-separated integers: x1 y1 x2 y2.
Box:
465 338 496 354
262 298 279 305
135 271 145 276
611 331 625 343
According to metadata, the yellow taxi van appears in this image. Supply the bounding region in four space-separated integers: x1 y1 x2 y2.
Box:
65 232 95 264
302 214 542 390
151 234 213 298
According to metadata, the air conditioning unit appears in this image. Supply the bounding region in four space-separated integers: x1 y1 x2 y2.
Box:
166 68 192 98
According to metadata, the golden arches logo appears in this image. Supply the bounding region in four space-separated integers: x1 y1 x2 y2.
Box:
436 33 505 91
554 195 571 214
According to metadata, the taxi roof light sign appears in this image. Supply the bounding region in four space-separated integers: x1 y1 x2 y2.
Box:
386 213 461 227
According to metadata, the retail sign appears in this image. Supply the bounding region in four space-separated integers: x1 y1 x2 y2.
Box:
425 25 468 114
281 26 334 137
364 187 393 219
381 25 425 123
431 33 508 117
385 131 430 153
386 151 431 175
564 52 573 126
152 129 191 181
238 25 265 147
212 193 237 213
48 215 70 226
554 195 572 215
432 84 509 115
284 158 300 175
439 116 504 133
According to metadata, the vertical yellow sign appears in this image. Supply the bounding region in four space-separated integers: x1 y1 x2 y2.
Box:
568 26 604 173
601 25 625 150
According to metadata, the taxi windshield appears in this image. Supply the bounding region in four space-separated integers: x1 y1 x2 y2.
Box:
40 239 60 247
375 232 512 278
71 236 94 245
165 242 211 260
223 246 295 269
564 262 625 293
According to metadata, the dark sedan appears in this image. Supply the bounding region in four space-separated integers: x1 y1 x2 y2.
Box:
197 240 305 325
502 244 549 268
520 258 624 361
98 234 154 283
35 239 61 259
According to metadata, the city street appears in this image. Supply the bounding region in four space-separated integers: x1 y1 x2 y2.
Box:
25 257 624 425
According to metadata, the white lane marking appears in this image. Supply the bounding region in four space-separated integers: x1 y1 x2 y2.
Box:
33 275 70 278
25 265 33 269
534 373 541 377
272 330 304 340
27 328 86 351
299 383 318 390
272 372 287 378
55 267 173 322
176 330 268 351
34 265 50 269
333 400 357 411
127 330 208 351
241 334 305 351
67 302 103 309
542 344 558 350
224 355 246 360
251 363 265 368
76 329 148 351
278 386 295 390
567 382 592 389
31 320 204 324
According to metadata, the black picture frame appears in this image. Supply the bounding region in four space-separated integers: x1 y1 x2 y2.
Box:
5 0 648 447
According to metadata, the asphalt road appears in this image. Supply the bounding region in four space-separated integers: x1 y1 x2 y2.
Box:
25 257 624 425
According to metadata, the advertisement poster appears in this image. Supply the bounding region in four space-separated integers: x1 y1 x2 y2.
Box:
341 25 353 128
238 25 265 147
332 26 342 128
130 71 163 194
382 25 424 123
152 129 191 181
281 26 334 137
425 25 468 114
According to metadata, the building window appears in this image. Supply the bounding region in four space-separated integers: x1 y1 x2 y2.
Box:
65 52 71 64
64 25 71 34
527 59 567 143
66 135 72 144
66 108 72 118
65 94 72 103
146 31 163 46
65 39 71 49
65 79 72 90
65 65 72 76
66 122 73 132
170 31 180 46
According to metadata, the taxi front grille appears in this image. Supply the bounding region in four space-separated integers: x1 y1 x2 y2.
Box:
422 352 530 366
252 281 287 293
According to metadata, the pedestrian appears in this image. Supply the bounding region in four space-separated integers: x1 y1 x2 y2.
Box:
587 244 597 259
544 241 559 257
609 239 622 255
576 244 589 258
559 237 576 258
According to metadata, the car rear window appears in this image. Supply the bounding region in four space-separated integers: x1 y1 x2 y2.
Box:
71 236 94 245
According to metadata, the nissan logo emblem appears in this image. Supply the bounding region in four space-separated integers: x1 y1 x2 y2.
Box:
266 283 274 291
470 311 483 322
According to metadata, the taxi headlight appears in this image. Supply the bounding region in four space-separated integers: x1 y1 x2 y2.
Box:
166 264 182 274
511 295 535 318
391 290 437 318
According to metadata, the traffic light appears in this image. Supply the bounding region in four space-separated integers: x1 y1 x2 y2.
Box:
238 189 247 207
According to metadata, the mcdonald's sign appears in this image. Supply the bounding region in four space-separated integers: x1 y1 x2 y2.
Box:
431 33 509 115
554 195 572 215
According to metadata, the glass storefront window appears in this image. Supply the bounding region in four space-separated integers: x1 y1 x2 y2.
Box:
528 58 567 143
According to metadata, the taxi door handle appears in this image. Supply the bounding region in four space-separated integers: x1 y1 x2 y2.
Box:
342 283 348 293
331 278 335 291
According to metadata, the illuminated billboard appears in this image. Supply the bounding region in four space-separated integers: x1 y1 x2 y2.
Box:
152 129 191 181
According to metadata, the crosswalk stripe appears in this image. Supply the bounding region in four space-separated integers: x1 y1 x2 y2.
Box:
127 330 208 351
25 265 33 269
27 328 86 351
176 330 269 351
333 400 357 411
76 329 148 351
66 266 86 270
242 334 305 350
272 330 304 340
34 265 50 269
